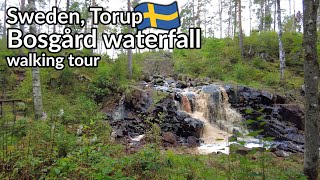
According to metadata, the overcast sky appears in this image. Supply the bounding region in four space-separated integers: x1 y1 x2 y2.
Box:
1 0 303 57
1 0 303 34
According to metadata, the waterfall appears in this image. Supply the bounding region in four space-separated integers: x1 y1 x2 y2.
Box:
156 82 262 154
113 95 126 120
180 85 245 135
181 94 192 113
175 85 249 154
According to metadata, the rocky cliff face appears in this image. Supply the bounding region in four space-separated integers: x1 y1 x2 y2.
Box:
224 85 305 154
106 75 306 156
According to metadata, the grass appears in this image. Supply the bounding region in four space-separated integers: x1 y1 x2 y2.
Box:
0 120 309 179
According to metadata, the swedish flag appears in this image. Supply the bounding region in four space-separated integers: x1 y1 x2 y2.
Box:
134 2 181 31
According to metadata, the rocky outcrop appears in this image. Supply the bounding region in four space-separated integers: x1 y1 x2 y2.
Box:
277 104 304 130
224 85 305 154
108 87 204 146
107 75 306 155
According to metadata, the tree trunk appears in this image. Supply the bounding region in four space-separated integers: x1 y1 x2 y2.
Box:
303 0 319 179
204 9 207 38
127 0 133 79
289 0 292 15
53 0 58 33
227 0 232 37
192 0 196 27
196 0 202 27
90 0 96 55
273 0 276 31
249 0 252 35
219 0 223 38
238 0 244 58
277 0 285 83
20 0 25 34
19 0 25 55
85 0 88 33
66 0 70 11
259 0 264 32
3 0 7 38
28 0 44 120
293 0 296 32
233 0 237 39
32 67 44 120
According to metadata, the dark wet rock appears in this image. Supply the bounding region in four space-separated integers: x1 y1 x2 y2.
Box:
186 136 200 147
176 81 188 89
124 87 153 114
115 128 125 138
274 150 291 157
183 118 204 138
278 104 304 130
259 91 274 105
202 84 220 94
162 132 177 144
176 111 190 121
276 141 304 153
275 94 286 104
283 133 304 144
223 84 305 154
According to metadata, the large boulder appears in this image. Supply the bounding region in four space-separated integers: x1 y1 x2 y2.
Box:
183 118 204 138
162 132 177 144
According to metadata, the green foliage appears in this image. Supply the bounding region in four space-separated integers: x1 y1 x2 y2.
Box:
89 54 142 103
0 119 308 179
173 32 304 90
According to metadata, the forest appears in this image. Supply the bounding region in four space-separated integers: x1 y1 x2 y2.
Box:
0 0 320 179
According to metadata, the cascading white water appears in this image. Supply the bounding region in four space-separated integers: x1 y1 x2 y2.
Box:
113 95 126 120
178 85 257 154
154 82 269 154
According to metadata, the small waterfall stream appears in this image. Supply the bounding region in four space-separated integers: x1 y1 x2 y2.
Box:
156 83 268 154
113 95 126 121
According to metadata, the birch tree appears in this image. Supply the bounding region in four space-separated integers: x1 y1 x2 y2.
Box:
276 0 285 83
218 0 223 38
19 0 25 55
53 0 58 33
303 0 319 179
127 0 133 79
28 0 44 120
249 0 252 34
3 0 7 38
238 0 244 58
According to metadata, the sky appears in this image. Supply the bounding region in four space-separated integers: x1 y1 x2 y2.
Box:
1 0 303 34
0 0 303 57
